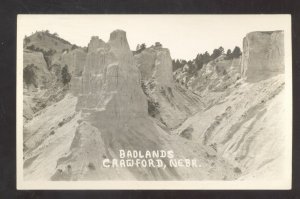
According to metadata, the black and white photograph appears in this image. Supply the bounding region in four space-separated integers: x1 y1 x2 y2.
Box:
16 14 292 189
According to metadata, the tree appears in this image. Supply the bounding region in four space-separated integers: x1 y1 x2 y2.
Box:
195 53 204 70
172 59 189 71
155 42 162 47
140 43 146 50
136 44 140 51
226 49 232 56
71 45 78 50
225 49 232 60
211 48 222 60
232 46 242 58
24 64 37 87
24 36 30 45
203 51 211 64
218 46 224 54
26 45 35 51
61 65 71 85
148 100 160 117
134 43 146 55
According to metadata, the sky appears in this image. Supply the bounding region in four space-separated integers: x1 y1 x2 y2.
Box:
18 15 290 60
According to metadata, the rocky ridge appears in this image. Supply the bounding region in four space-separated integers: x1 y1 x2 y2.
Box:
241 31 284 82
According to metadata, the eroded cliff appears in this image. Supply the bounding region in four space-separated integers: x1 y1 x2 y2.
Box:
241 31 284 82
134 45 203 129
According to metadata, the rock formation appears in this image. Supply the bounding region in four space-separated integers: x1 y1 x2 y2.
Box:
23 49 52 89
135 46 173 87
134 45 203 129
87 36 105 52
58 48 87 95
61 48 87 76
174 74 285 180
76 30 148 122
174 55 242 94
173 30 286 180
241 31 284 82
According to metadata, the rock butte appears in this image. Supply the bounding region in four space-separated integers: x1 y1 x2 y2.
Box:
135 45 173 87
61 48 87 77
75 30 148 123
241 31 284 82
134 45 204 128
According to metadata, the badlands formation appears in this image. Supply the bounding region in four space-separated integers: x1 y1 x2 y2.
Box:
134 45 203 128
241 31 284 82
23 30 286 181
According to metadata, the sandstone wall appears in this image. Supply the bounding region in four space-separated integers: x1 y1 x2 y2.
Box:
87 36 105 52
134 46 203 129
134 46 173 87
241 31 284 82
61 48 87 76
76 30 148 125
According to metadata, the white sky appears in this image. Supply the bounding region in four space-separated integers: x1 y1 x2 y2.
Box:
18 15 290 60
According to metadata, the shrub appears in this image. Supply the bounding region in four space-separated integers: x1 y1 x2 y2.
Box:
61 65 71 85
148 100 160 117
180 126 193 140
23 64 37 87
225 46 242 60
71 45 78 50
234 167 242 174
24 36 30 45
134 43 147 55
88 162 96 170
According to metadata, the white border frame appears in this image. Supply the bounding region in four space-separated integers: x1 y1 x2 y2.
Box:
16 14 292 190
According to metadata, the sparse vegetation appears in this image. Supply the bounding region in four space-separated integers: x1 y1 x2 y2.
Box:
172 46 242 73
209 143 218 152
24 36 31 45
148 100 160 117
134 43 147 55
24 64 37 87
172 59 188 71
26 44 56 68
234 167 242 174
180 126 193 140
26 44 56 56
88 162 96 170
42 30 71 45
225 46 242 60
71 44 78 50
155 42 162 47
61 65 71 85
211 46 224 60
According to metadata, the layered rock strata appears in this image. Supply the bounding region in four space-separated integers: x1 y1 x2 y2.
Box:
76 30 148 121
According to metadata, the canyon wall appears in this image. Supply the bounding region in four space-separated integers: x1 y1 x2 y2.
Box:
23 49 52 88
61 48 87 76
134 46 203 129
241 31 284 82
76 30 148 124
135 46 173 87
